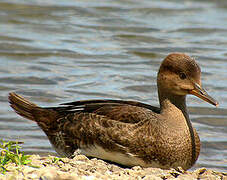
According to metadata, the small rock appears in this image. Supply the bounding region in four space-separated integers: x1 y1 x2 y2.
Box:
73 155 89 162
132 166 143 171
38 167 59 180
195 167 207 175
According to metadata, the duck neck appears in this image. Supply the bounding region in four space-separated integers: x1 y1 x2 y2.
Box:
158 89 189 120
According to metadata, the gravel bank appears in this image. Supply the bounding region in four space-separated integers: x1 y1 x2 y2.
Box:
1 155 226 180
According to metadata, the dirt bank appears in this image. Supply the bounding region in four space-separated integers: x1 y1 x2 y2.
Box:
0 154 226 180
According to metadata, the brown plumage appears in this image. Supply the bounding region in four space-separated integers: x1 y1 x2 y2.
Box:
8 53 218 170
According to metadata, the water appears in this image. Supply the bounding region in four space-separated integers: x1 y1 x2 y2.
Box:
0 0 226 172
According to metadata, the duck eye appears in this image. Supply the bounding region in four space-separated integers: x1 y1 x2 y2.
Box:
179 72 186 80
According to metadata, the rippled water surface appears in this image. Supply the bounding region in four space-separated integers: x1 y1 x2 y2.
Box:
0 0 226 172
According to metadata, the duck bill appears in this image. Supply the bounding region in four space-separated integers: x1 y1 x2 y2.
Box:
189 83 219 107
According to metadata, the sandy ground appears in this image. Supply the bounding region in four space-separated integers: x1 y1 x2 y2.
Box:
0 154 226 180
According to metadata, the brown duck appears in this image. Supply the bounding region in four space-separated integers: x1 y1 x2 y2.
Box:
9 53 218 170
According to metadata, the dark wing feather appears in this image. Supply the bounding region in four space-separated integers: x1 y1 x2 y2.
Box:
46 99 160 123
60 99 160 112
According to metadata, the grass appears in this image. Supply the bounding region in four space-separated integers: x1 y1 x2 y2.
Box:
51 156 61 164
0 139 31 174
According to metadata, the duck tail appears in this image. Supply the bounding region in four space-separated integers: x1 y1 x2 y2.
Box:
9 92 39 121
8 92 58 125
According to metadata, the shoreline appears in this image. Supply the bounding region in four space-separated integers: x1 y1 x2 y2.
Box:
1 154 226 180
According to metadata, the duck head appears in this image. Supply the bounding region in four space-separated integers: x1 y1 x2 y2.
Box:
157 53 218 107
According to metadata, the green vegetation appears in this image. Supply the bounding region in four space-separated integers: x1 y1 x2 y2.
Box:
51 156 61 164
0 139 31 174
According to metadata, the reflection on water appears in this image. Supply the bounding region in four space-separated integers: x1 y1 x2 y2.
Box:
0 0 226 172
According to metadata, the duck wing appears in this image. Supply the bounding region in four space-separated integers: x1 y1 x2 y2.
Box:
51 99 160 123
